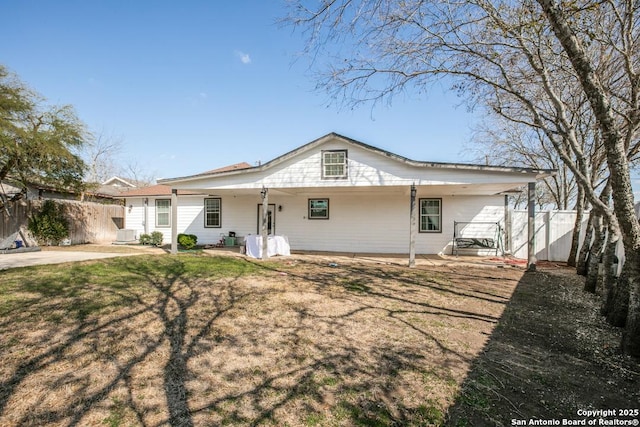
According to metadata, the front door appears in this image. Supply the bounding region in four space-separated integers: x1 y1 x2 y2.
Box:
257 204 276 235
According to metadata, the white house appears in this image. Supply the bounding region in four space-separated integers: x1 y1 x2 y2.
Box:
122 133 553 259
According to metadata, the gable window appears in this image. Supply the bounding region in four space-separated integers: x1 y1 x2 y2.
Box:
308 198 329 219
322 150 348 179
419 198 441 233
156 199 171 228
204 198 221 228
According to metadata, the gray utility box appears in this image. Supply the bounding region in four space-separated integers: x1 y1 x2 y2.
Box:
116 229 137 242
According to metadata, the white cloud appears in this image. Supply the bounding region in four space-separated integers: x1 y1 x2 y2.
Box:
199 92 208 99
235 50 252 64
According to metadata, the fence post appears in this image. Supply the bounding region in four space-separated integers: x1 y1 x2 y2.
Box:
527 182 537 272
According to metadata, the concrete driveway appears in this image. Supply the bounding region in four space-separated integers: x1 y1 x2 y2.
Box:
0 250 138 270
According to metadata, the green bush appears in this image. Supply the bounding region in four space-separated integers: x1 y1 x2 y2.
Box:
28 200 70 246
150 231 164 246
139 233 151 245
177 233 198 250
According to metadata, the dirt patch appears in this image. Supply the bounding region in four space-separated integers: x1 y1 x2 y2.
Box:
446 264 639 426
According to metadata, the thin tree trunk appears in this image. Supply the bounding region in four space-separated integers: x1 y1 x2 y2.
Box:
584 213 604 293
577 211 595 276
602 235 628 327
600 232 618 291
567 186 585 267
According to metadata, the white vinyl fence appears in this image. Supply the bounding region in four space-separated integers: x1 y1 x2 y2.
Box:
509 210 588 262
508 210 626 270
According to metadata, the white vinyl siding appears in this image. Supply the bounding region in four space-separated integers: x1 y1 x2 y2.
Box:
322 150 347 179
167 140 536 192
419 198 442 233
308 199 329 219
156 199 171 228
204 198 221 228
125 193 504 253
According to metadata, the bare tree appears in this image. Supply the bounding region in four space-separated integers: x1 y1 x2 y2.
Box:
123 160 156 187
82 130 124 185
285 0 640 356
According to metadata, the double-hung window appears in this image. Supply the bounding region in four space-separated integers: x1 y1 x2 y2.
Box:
204 198 221 228
156 199 171 228
419 198 441 233
322 150 348 179
308 199 329 219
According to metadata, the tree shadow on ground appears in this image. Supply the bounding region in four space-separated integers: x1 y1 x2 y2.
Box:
445 267 640 426
0 254 528 426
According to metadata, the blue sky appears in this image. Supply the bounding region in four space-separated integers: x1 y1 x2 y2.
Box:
1 1 476 180
2 1 638 199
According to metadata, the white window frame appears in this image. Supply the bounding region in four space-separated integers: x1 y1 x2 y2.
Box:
322 150 348 179
419 198 442 233
308 198 329 219
155 199 171 228
204 198 221 228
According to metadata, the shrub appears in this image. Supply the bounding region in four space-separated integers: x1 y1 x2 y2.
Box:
28 200 70 246
177 233 198 250
139 233 151 245
150 231 164 246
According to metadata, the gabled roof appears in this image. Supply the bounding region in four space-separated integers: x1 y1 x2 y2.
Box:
102 176 137 188
158 132 555 185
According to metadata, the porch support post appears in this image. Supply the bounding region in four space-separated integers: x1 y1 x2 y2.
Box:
171 189 178 255
527 182 536 272
409 184 417 268
503 194 510 255
260 187 269 260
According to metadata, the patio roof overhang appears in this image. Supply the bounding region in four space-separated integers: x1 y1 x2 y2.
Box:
160 182 535 198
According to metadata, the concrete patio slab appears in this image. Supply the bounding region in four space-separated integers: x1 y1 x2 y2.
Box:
0 250 140 270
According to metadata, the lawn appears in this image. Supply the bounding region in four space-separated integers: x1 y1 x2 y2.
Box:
0 253 637 426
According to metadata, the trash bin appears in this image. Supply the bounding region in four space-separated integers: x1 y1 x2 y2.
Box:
224 236 236 246
14 240 23 249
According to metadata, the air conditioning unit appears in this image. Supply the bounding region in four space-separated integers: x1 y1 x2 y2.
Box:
116 229 136 242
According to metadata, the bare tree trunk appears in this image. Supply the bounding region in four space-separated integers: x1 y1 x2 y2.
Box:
567 186 585 267
584 213 605 293
601 234 628 327
537 0 640 357
622 250 640 355
577 211 594 276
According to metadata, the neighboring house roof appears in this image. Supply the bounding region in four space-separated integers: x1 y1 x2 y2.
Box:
196 162 252 176
119 184 202 197
159 132 555 185
102 176 137 188
2 177 117 200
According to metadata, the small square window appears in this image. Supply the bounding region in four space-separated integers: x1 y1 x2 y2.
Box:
309 199 329 219
419 198 441 233
322 150 347 179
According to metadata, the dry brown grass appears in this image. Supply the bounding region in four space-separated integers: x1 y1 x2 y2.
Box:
0 253 524 426
6 254 636 426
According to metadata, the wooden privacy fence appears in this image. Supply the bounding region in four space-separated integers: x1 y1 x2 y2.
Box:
1 200 125 244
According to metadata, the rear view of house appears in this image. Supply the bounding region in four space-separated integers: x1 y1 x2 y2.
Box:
122 133 553 256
